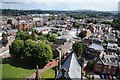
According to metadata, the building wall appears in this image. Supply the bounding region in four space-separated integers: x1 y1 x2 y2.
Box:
117 68 120 78
94 63 118 76
94 64 103 73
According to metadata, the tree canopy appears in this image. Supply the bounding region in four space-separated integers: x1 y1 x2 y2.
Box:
112 18 120 31
72 42 86 57
23 39 53 67
48 33 58 42
9 39 24 58
2 33 8 46
38 35 47 42
73 22 81 28
10 39 53 67
7 19 12 25
16 31 32 41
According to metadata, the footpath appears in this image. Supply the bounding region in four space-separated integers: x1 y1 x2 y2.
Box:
27 59 58 79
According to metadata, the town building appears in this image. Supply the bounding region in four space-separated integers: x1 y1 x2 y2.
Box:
32 27 50 34
86 43 105 60
7 29 18 36
94 54 119 77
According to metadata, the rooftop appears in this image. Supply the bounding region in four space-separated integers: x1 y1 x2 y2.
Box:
89 43 104 51
101 54 118 67
57 53 82 79
7 29 18 33
33 27 50 31
57 34 72 41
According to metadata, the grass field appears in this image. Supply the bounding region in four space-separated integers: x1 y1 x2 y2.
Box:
2 64 35 78
1 58 36 79
1 57 55 79
40 68 55 78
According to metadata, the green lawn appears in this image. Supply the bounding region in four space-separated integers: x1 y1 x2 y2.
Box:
40 68 55 78
2 64 35 78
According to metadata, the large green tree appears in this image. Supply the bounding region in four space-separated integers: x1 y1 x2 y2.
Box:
9 39 24 58
23 39 37 60
23 39 53 67
33 42 53 66
16 31 32 41
72 42 86 57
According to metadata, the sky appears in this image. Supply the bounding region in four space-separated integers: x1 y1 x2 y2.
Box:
0 0 120 11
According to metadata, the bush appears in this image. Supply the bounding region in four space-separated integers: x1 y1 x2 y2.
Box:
87 61 93 70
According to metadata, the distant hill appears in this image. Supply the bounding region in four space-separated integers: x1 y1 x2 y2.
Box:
73 9 97 12
1 9 115 18
108 11 118 14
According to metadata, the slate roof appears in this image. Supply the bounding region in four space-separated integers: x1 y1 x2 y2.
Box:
94 54 118 67
57 53 82 80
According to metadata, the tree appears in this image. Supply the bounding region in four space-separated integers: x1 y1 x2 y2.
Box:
23 39 37 60
112 18 120 31
7 19 12 25
48 33 58 42
38 35 47 42
16 31 32 41
31 32 39 40
2 33 8 46
73 22 80 28
87 61 93 70
9 39 24 58
23 39 53 67
33 42 53 66
72 42 86 57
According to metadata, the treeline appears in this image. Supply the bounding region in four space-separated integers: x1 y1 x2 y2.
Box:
1 9 68 16
1 9 114 18
68 11 114 19
112 14 120 30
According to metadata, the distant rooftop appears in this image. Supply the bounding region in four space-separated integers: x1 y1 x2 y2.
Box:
57 34 72 41
33 27 50 31
101 54 118 67
89 43 104 51
7 29 18 33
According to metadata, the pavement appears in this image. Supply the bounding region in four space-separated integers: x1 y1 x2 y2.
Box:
0 36 15 57
27 59 58 79
0 49 9 57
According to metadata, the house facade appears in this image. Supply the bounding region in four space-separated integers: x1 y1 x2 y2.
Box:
93 55 119 77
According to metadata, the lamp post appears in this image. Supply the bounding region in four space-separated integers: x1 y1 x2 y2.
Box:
35 65 39 80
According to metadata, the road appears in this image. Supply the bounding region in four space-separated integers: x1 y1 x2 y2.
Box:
0 36 15 57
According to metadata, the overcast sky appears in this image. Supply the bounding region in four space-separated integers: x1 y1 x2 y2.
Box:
1 0 120 11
